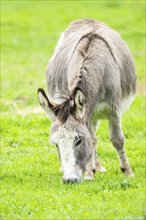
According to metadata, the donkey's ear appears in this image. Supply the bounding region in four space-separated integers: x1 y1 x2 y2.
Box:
74 89 86 119
37 88 55 120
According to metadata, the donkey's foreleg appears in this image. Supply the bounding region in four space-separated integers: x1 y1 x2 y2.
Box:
84 149 106 180
84 150 95 180
94 148 107 172
109 115 134 177
89 121 106 172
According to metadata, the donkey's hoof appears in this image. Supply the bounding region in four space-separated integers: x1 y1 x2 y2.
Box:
125 170 135 177
84 172 94 180
96 165 107 173
84 175 94 181
121 167 135 177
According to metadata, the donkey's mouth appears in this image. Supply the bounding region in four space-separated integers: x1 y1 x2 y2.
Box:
63 177 78 184
63 174 82 184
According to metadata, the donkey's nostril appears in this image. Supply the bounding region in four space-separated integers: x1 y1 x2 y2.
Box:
63 177 78 184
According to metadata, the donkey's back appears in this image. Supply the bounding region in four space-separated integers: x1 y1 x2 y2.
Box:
46 19 136 114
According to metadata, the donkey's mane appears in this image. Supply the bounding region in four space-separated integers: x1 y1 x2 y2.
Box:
52 97 76 124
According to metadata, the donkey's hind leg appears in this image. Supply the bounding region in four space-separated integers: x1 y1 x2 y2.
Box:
109 114 134 177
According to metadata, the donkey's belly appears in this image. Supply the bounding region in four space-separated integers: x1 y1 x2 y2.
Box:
92 93 135 121
120 94 135 113
92 102 111 120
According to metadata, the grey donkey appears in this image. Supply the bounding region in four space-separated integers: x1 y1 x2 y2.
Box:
38 19 136 183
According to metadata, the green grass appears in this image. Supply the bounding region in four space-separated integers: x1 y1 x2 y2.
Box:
1 1 145 219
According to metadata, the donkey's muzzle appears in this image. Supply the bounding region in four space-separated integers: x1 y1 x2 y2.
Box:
63 177 78 184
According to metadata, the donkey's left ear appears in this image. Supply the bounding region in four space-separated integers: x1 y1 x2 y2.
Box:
37 88 56 120
74 89 86 119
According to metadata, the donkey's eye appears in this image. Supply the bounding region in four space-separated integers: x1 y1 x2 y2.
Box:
75 138 83 147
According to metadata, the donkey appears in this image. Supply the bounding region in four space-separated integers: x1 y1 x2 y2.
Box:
38 19 136 183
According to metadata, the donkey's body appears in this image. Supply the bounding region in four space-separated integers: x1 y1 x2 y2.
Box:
38 19 136 182
47 19 135 114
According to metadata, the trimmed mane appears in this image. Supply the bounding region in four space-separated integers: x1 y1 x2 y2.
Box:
52 97 76 124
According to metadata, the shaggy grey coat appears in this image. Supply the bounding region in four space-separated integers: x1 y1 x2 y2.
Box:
46 19 136 120
38 19 136 182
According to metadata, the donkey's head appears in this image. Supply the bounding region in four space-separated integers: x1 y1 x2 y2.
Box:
38 88 94 183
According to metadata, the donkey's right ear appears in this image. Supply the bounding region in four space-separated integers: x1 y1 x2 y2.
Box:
37 88 56 120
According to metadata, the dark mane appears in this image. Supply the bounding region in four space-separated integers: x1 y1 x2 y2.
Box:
52 98 76 123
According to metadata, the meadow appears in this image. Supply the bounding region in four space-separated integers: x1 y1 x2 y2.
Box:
1 1 145 219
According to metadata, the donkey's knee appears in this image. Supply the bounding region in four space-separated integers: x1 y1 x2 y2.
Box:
109 115 124 149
